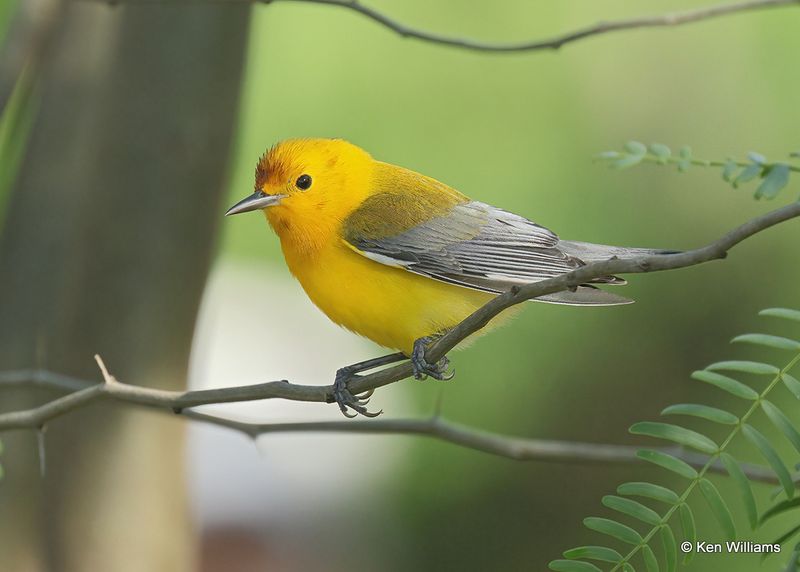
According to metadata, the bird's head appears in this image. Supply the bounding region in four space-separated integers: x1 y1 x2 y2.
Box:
226 138 374 242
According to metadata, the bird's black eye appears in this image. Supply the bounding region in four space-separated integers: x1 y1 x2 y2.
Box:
296 174 312 190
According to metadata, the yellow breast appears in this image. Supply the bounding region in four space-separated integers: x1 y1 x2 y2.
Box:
281 237 496 354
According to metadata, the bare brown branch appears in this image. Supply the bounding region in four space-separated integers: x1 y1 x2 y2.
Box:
0 201 797 484
345 201 800 398
290 0 800 52
186 411 782 484
0 366 782 484
77 0 800 53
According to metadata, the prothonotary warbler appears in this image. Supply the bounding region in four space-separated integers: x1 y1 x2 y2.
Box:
226 139 675 416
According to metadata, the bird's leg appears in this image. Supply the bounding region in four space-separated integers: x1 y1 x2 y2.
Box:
411 334 455 381
332 352 406 418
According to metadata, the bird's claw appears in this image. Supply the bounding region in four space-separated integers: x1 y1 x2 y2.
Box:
412 355 455 381
411 336 455 381
329 345 452 417
333 368 382 418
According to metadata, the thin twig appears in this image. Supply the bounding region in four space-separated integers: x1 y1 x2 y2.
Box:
346 201 800 400
0 365 782 484
184 411 779 484
76 0 800 53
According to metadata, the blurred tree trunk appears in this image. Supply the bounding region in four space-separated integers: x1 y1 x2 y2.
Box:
0 2 250 570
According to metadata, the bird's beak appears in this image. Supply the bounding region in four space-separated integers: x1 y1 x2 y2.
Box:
225 191 285 216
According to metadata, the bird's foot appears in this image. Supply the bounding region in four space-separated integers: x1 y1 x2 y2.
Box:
411 336 455 381
330 352 405 418
333 367 381 418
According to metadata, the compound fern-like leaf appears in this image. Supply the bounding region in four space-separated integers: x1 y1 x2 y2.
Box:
698 478 736 540
550 307 800 571
719 452 758 530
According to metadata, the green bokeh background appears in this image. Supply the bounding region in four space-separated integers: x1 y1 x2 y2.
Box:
3 0 800 570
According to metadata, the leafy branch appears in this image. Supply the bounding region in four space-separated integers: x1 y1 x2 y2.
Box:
550 308 800 572
597 142 800 200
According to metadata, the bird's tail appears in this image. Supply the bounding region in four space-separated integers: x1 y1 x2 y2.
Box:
558 240 680 263
533 240 679 307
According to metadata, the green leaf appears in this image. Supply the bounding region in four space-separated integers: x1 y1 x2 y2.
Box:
786 543 800 572
679 146 692 159
732 333 800 351
602 494 661 525
549 559 602 572
563 546 623 563
755 163 791 199
583 517 642 545
720 452 758 530
660 525 677 572
679 504 696 564
768 523 800 551
722 159 738 182
742 424 795 498
650 143 671 160
691 370 758 400
760 308 800 322
622 564 634 572
706 360 779 375
596 151 621 160
661 403 738 425
625 140 647 156
642 544 659 572
618 482 680 504
698 478 736 540
761 400 800 455
677 160 691 172
629 421 718 454
733 163 762 188
783 373 800 400
760 497 800 524
636 449 698 479
747 151 767 164
612 154 645 169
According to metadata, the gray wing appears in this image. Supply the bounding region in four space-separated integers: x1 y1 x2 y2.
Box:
344 199 632 306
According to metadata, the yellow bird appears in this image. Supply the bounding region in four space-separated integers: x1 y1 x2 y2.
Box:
226 139 672 416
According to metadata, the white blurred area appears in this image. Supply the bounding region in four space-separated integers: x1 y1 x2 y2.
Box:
186 260 412 571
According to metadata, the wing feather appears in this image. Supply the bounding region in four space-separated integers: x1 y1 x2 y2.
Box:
343 196 630 305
